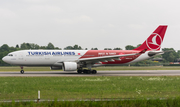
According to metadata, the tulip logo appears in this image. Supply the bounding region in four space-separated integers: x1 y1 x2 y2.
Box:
146 33 162 50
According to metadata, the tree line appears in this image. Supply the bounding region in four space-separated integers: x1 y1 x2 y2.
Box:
0 42 179 66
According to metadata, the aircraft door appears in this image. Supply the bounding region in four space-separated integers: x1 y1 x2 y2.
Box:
18 52 24 60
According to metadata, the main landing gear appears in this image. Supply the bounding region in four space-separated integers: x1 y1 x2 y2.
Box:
77 69 97 74
77 64 97 74
20 66 24 74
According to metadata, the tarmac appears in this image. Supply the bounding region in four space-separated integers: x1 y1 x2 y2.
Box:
0 70 180 76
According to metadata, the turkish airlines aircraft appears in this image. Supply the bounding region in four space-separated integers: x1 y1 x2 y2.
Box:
2 25 167 74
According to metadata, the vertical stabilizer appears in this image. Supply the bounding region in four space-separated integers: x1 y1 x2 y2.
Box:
134 25 167 51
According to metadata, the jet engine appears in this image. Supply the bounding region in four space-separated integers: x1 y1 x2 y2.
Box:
50 66 62 70
63 62 78 71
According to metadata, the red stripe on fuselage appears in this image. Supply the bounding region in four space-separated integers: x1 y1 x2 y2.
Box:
79 50 141 64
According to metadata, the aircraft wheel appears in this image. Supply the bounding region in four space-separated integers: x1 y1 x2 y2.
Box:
20 70 24 74
95 70 97 74
92 70 95 74
87 70 91 74
77 70 82 74
82 69 85 74
92 70 97 74
83 69 88 74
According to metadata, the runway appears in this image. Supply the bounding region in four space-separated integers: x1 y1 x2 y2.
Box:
0 70 180 76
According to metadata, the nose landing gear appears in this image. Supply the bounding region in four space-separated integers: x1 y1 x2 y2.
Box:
20 70 24 74
20 66 24 74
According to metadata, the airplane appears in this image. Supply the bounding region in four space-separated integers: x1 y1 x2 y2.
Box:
2 25 167 74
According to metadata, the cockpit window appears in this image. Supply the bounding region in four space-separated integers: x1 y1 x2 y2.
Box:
7 54 13 56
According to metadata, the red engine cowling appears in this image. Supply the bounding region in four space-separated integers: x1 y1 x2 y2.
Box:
63 62 77 71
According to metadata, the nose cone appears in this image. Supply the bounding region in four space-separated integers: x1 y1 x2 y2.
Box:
2 56 9 63
2 57 5 62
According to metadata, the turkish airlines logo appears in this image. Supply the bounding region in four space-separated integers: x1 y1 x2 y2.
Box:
146 33 162 50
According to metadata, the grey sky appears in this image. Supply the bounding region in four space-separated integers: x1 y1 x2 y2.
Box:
0 0 179 50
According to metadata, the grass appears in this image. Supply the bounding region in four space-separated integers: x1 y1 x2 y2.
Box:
0 76 180 100
1 66 180 71
1 76 180 106
1 98 180 107
0 66 53 71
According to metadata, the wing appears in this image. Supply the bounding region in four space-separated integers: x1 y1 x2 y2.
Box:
78 49 147 64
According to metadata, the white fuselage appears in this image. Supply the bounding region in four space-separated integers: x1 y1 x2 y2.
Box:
2 50 151 67
2 50 87 66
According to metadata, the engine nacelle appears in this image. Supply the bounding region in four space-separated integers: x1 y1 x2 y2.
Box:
50 66 62 70
63 62 77 71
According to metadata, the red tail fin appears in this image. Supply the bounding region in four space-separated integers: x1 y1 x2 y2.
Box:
134 25 167 51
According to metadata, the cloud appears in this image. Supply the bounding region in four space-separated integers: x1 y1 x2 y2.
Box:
27 5 63 13
77 15 93 22
22 0 49 3
100 29 106 34
55 15 93 24
127 24 144 30
108 24 115 28
0 8 17 18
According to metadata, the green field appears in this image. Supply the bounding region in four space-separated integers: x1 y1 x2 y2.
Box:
1 98 180 107
0 66 52 71
1 66 180 71
0 76 180 100
1 66 180 106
